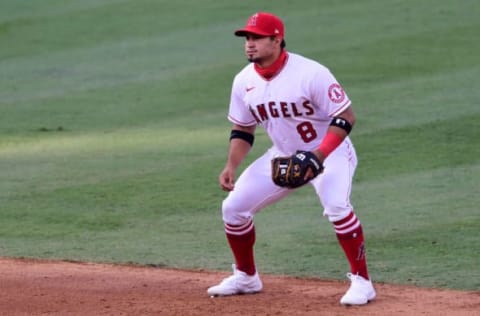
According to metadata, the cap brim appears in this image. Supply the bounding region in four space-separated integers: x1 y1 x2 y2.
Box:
234 27 272 37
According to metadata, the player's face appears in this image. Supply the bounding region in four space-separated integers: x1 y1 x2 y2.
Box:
244 34 281 67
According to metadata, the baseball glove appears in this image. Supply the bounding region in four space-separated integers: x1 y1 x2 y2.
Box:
271 151 324 189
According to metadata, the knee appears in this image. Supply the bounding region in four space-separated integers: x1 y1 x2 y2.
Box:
322 200 353 222
320 191 353 222
221 198 251 225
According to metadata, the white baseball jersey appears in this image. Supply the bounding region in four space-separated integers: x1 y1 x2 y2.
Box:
228 52 351 155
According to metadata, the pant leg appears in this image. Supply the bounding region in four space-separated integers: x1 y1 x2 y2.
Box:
310 138 358 222
222 148 292 225
310 139 371 279
221 148 291 274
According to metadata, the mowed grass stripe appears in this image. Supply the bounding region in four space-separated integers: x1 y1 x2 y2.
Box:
0 25 238 103
354 113 480 180
0 0 240 59
0 0 130 23
354 163 479 228
0 125 227 155
3 108 476 194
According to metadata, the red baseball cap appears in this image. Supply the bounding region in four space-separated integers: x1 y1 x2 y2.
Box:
234 12 284 39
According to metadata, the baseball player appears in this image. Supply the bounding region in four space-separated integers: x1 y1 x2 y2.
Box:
207 12 376 305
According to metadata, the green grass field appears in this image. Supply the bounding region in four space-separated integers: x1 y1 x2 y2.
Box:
1 0 479 291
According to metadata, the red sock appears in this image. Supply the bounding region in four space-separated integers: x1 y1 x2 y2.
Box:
333 211 370 280
225 219 256 275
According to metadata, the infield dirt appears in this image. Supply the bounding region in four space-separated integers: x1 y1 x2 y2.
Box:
0 258 478 315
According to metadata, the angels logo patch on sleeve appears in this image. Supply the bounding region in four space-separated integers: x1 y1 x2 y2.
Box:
328 83 346 104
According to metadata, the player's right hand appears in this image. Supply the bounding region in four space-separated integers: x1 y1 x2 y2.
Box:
219 167 236 191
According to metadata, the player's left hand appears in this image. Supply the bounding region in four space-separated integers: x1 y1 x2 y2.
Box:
271 151 324 189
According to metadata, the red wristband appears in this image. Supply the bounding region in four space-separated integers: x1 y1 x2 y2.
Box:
318 132 344 157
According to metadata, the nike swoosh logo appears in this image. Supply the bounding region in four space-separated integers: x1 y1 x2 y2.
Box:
246 86 255 92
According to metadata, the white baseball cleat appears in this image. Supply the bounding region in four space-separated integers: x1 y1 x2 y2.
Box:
340 273 376 305
207 264 263 297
